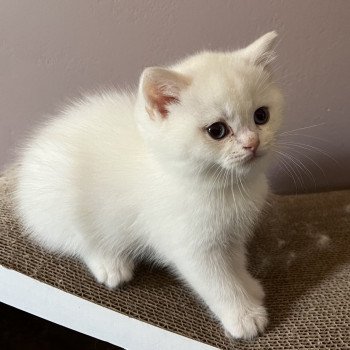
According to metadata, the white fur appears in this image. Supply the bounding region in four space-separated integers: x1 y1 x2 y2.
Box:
14 32 283 340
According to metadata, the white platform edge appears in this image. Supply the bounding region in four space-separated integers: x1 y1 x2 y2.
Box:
0 265 218 350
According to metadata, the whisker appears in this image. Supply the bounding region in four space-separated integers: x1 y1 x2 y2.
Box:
221 169 229 207
278 150 316 189
237 173 259 211
279 122 325 135
230 170 239 223
275 150 305 188
278 144 327 179
274 152 299 193
278 141 340 166
278 132 330 143
207 168 219 195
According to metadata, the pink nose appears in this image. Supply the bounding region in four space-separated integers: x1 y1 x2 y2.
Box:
243 138 260 154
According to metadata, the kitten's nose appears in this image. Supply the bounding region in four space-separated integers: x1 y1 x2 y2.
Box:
243 138 260 154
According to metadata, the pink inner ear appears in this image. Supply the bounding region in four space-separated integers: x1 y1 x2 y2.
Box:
148 85 179 118
143 68 190 119
154 94 179 118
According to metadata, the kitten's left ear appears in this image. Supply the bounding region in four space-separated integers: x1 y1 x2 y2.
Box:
242 31 278 68
140 67 191 119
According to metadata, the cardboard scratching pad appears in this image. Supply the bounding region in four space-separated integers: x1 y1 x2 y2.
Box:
1 173 349 349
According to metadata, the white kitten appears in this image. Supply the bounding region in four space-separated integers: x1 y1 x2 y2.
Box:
14 32 283 339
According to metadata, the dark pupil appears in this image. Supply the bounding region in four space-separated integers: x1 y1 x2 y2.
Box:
207 122 227 140
254 107 269 125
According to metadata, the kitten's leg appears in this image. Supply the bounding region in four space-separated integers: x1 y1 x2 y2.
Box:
169 242 267 340
83 252 134 289
235 245 266 302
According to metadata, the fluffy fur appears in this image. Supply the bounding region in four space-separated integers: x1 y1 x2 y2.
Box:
15 32 283 339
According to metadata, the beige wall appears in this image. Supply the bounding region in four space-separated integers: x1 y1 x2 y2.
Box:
1 0 349 194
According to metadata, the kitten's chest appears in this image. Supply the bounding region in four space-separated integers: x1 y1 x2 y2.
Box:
139 174 268 245
179 184 265 241
198 188 260 224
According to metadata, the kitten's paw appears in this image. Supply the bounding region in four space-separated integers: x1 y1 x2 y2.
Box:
86 256 134 289
222 303 268 340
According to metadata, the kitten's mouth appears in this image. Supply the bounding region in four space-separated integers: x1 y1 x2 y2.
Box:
238 153 262 165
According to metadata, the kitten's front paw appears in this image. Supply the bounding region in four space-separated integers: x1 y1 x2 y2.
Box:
222 303 268 340
85 256 134 289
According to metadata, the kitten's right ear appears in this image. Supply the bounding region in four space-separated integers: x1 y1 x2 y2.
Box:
242 31 278 68
140 67 191 119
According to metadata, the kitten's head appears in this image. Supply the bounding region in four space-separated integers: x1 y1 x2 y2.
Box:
136 32 283 181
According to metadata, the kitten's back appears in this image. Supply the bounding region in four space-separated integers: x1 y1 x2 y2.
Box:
15 91 142 254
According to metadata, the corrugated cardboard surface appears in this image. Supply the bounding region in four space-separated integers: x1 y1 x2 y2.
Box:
1 174 349 349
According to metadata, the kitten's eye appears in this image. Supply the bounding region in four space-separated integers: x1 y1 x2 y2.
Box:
254 107 269 125
207 122 228 140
